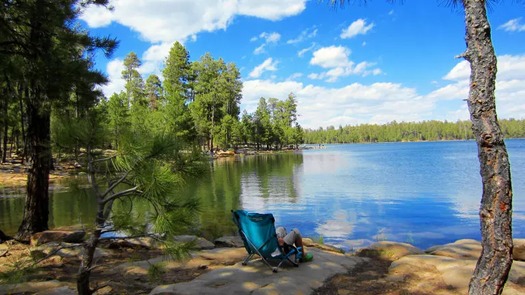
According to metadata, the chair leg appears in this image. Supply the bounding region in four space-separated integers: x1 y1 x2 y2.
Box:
242 254 254 265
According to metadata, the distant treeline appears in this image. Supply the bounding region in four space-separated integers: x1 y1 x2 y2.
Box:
303 119 525 144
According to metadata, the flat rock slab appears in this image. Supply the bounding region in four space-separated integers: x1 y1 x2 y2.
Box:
354 241 424 261
149 247 367 295
425 239 482 260
390 254 525 295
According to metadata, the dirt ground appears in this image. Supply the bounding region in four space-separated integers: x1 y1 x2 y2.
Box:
315 254 407 295
0 240 210 294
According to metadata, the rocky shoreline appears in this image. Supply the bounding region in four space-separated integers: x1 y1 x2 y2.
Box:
1 230 525 294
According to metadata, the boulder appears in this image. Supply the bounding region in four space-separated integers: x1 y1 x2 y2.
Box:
32 242 111 260
357 241 424 261
0 280 75 295
106 237 159 250
513 239 525 261
214 235 244 248
426 239 481 260
174 235 215 250
303 238 344 253
30 230 85 246
389 254 525 295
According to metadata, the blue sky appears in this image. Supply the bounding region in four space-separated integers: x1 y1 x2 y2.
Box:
79 0 525 129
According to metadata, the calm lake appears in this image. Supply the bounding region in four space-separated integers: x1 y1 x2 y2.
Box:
1 140 525 251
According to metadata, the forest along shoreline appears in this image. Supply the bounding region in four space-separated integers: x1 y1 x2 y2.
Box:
0 146 313 192
0 159 81 193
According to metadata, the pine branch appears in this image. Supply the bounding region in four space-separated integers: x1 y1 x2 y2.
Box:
92 155 117 163
101 186 141 205
102 171 130 199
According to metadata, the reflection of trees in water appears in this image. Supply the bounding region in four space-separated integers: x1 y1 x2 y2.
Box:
0 153 304 238
1 189 99 235
240 153 303 202
50 189 98 229
183 153 303 240
0 197 25 236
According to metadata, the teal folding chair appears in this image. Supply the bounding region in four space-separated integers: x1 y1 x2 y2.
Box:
232 210 301 273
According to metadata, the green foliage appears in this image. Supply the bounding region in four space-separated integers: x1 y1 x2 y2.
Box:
162 239 195 261
147 262 167 283
0 263 36 285
245 95 303 150
313 235 325 245
190 53 243 150
304 119 525 144
89 42 302 152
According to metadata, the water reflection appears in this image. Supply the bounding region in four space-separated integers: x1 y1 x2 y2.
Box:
0 188 97 236
2 140 525 251
315 210 354 239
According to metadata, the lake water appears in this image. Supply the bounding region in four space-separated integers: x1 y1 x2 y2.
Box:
1 140 525 251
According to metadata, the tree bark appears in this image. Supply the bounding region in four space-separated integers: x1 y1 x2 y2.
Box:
77 146 105 295
15 96 51 242
77 228 101 295
462 1 514 294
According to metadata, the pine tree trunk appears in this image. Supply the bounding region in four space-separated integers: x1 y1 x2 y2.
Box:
77 147 104 294
15 99 51 242
463 1 514 294
77 229 101 295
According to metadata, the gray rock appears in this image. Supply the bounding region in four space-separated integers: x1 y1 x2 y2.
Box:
30 230 85 246
389 252 525 295
32 242 111 260
149 247 367 295
358 241 424 261
0 280 75 295
214 235 244 248
513 239 525 261
107 237 159 250
174 235 215 250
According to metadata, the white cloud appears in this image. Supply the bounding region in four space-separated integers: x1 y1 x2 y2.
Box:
310 46 352 68
444 55 525 82
341 19 374 39
81 1 305 43
242 79 303 112
249 58 279 78
100 44 171 97
242 79 424 128
309 46 381 82
252 32 281 54
79 4 113 27
140 42 173 74
254 44 266 55
298 43 316 57
434 54 525 121
287 73 303 80
242 54 525 129
101 59 126 97
443 60 470 81
498 18 525 32
238 0 306 21
80 0 305 96
287 27 318 44
260 32 281 43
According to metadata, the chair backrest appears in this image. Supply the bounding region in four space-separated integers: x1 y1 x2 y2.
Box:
232 210 279 257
